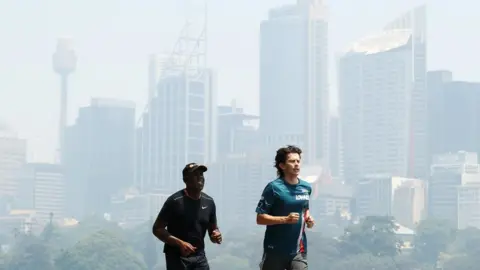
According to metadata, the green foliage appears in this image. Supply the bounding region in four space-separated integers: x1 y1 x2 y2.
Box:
448 226 480 256
329 254 398 270
340 216 401 257
413 218 456 264
307 233 341 268
3 215 480 270
442 254 478 270
124 219 163 269
220 231 263 268
2 215 149 270
55 230 147 270
6 235 56 270
0 233 8 245
0 250 10 270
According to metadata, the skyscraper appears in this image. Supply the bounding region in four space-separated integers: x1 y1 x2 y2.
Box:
339 6 427 182
427 70 453 160
136 19 217 193
65 98 136 218
217 100 258 158
329 115 341 178
259 0 329 165
428 71 480 158
0 121 26 198
137 69 217 193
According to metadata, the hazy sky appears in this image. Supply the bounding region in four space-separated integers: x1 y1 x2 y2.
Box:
0 0 478 162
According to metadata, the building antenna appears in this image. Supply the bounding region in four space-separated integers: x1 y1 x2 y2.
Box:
134 0 208 191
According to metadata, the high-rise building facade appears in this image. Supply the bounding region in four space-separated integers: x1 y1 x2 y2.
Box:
136 70 217 193
259 0 329 165
356 174 425 228
339 6 427 182
209 153 273 231
217 100 258 158
427 70 453 162
136 20 214 194
18 163 65 224
329 115 341 178
65 98 135 218
427 71 480 159
0 121 26 199
429 151 480 229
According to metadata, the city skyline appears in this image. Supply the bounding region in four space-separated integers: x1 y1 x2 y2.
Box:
2 2 480 269
2 3 480 268
2 0 480 163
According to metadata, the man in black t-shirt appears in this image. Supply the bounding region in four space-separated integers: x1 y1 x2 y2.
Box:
152 163 222 270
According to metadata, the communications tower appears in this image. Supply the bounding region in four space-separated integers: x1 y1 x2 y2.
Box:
52 37 77 164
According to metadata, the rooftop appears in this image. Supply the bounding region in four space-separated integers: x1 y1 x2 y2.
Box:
344 29 412 55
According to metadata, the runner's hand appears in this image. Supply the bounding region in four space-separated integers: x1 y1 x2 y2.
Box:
179 241 196 256
286 212 300 224
210 229 222 244
306 216 315 228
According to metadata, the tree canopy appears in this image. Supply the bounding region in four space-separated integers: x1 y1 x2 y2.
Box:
2 215 479 269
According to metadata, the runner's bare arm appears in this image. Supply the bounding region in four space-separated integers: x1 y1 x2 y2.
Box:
256 183 289 225
256 213 288 225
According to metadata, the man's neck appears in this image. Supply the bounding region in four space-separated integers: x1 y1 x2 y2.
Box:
184 189 201 199
283 175 299 185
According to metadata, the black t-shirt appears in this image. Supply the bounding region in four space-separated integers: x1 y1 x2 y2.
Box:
156 189 217 256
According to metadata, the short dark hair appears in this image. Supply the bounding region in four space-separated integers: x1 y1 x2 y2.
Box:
274 145 302 177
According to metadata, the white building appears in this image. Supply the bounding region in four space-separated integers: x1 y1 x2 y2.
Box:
356 174 425 229
19 163 65 224
339 6 427 183
429 151 480 229
110 188 170 227
457 183 480 229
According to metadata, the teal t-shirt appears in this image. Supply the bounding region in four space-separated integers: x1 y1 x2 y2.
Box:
255 178 312 255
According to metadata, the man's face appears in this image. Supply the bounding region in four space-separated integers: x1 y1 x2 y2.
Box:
280 153 301 177
185 170 205 191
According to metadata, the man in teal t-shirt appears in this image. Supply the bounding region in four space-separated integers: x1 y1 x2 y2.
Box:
255 145 315 270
